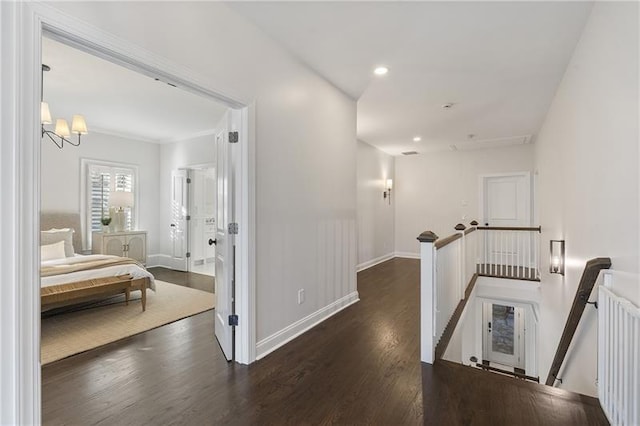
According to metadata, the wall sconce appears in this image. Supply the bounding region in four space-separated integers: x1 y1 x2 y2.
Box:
383 179 393 204
549 240 565 275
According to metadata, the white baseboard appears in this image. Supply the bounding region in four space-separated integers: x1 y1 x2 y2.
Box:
256 291 360 360
146 254 183 270
356 252 395 272
394 251 420 259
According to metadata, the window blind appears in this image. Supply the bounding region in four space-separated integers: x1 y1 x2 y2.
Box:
87 163 136 235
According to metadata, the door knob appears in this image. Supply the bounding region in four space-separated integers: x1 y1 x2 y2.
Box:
209 238 216 246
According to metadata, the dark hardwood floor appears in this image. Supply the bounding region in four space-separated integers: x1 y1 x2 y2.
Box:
148 266 215 293
42 258 607 425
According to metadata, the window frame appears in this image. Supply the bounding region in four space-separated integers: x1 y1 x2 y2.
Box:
80 158 140 251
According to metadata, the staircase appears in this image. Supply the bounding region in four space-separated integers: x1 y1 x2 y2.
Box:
434 274 478 360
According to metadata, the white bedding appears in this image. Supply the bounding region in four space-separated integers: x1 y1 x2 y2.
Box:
41 254 155 290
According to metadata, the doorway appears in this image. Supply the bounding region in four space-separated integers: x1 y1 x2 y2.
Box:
482 302 525 370
188 166 216 277
4 3 256 422
480 172 531 227
169 164 217 277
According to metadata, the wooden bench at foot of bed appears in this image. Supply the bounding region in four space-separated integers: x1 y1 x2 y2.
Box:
41 275 149 311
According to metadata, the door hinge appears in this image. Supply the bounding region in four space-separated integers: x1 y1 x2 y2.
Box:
229 131 239 143
228 314 239 326
228 222 239 234
186 252 191 258
187 177 192 184
186 215 191 221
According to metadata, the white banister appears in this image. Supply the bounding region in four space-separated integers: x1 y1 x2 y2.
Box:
476 227 541 280
418 231 438 364
419 224 479 364
598 281 640 425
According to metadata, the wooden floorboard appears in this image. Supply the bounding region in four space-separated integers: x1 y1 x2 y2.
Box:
42 258 607 425
148 266 214 293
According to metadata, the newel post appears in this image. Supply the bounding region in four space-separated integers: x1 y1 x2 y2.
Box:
455 224 466 301
417 230 438 364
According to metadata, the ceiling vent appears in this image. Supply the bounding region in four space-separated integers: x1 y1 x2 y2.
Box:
401 151 419 156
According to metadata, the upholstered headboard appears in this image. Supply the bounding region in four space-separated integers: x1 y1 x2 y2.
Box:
40 212 83 254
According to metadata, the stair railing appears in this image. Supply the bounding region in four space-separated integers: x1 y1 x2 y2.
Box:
598 272 639 426
475 226 541 281
418 221 479 364
545 258 612 386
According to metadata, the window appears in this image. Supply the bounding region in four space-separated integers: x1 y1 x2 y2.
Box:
81 159 138 250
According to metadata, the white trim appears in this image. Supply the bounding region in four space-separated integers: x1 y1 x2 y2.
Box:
234 104 256 364
256 291 360 360
394 251 421 259
1 2 41 424
80 158 140 251
146 254 178 269
356 252 394 272
478 171 532 227
475 296 539 378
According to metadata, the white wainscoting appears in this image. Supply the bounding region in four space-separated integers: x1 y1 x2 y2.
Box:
356 252 395 272
256 291 360 360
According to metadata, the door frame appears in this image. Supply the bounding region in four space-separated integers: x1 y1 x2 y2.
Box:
481 302 525 369
1 3 256 423
170 168 190 272
478 172 532 227
185 163 216 275
474 297 539 378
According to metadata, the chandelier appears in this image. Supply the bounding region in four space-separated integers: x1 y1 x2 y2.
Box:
41 64 88 149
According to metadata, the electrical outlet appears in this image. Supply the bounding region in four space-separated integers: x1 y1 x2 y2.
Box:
298 289 305 305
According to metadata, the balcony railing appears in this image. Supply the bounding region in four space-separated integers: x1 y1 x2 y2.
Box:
475 226 541 281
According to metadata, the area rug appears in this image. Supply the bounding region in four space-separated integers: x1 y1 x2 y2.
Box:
41 280 216 365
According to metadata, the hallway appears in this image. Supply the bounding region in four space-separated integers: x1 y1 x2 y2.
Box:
42 258 606 424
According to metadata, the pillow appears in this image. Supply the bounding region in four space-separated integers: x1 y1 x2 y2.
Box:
41 228 75 257
41 240 66 261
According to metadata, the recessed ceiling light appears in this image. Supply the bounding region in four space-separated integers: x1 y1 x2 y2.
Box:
374 66 389 76
413 136 421 142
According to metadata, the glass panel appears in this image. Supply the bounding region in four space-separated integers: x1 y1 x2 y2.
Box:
492 304 514 355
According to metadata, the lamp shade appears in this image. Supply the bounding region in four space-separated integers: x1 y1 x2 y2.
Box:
55 119 70 137
71 115 88 135
386 179 393 189
41 102 52 124
109 191 134 208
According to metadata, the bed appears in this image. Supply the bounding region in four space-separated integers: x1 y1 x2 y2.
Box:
40 212 154 311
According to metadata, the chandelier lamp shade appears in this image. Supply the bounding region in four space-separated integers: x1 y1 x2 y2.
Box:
41 64 88 149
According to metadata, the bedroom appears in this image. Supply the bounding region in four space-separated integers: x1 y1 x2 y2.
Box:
39 35 229 363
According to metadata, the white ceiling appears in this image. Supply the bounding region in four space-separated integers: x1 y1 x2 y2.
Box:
229 1 593 155
42 37 229 144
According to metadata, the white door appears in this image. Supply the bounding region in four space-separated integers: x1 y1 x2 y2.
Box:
482 174 530 227
483 302 525 369
171 169 189 271
481 173 531 269
214 119 234 361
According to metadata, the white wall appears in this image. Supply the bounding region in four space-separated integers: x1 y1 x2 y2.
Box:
40 131 161 253
395 144 534 256
534 2 639 396
157 133 217 261
48 2 358 354
357 140 394 269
